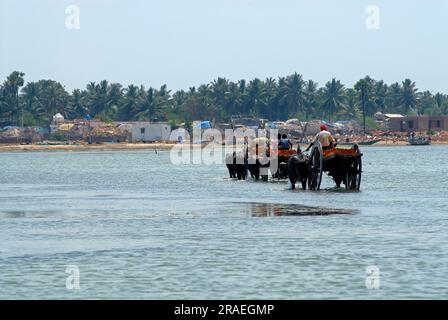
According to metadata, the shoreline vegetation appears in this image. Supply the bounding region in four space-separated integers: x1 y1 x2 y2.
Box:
1 71 448 131
2 71 448 152
1 140 447 153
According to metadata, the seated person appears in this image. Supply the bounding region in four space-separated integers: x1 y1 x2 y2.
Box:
279 134 292 150
306 125 336 151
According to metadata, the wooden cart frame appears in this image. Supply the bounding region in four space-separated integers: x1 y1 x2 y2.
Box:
307 141 363 191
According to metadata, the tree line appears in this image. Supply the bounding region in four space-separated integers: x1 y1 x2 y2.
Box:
1 71 447 129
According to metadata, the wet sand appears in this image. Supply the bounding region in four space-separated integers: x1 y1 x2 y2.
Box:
246 202 357 217
0 142 177 152
1 140 447 152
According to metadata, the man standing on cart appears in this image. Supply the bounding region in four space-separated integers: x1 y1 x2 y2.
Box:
305 124 336 151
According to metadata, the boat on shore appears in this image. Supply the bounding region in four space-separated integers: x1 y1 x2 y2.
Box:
357 139 381 146
340 139 381 146
408 137 431 145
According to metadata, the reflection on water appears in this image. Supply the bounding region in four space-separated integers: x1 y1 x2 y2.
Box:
246 202 357 217
2 210 27 218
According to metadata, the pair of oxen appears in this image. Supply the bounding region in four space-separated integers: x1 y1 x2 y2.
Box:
225 145 310 189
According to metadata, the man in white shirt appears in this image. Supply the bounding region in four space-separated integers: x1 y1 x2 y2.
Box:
306 124 336 151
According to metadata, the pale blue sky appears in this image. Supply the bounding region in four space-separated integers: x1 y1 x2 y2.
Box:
1 0 448 93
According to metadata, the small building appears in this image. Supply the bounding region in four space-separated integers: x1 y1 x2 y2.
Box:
376 114 404 131
389 115 448 132
169 128 189 143
130 122 171 142
52 113 65 124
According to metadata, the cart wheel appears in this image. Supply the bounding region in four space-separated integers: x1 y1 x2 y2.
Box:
345 156 362 190
308 141 323 191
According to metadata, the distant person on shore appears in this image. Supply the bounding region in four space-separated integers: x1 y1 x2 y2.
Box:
306 124 335 151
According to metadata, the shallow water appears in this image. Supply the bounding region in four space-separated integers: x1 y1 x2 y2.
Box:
0 146 447 299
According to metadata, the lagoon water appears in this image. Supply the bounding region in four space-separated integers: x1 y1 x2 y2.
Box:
0 146 447 299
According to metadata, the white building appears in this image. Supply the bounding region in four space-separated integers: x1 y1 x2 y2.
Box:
169 128 189 143
131 122 171 142
50 113 66 133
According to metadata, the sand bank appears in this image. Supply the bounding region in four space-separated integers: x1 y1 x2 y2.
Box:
1 140 447 153
0 142 177 153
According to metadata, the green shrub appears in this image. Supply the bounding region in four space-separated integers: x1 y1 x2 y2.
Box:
365 117 379 130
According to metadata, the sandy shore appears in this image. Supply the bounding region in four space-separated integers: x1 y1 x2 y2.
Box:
0 142 177 152
369 140 448 146
1 140 447 153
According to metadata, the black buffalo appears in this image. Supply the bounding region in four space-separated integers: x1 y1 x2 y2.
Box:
247 156 270 182
288 153 310 190
226 151 248 180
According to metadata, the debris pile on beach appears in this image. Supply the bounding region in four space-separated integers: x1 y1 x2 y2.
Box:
277 123 304 138
304 120 325 136
337 120 362 133
428 130 448 142
439 131 448 139
0 127 26 143
24 128 44 142
90 124 122 138
1 127 23 139
89 124 128 143
0 127 45 143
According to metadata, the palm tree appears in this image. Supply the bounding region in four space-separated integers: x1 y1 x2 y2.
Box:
225 81 243 118
70 89 89 119
94 80 109 116
339 88 361 120
119 85 140 120
155 84 172 120
372 80 388 113
136 87 158 121
400 79 419 115
171 89 188 119
434 93 445 111
246 78 266 116
418 91 436 115
196 84 217 120
236 79 250 115
303 80 318 120
434 93 448 114
0 87 6 124
43 81 69 119
354 78 373 133
107 83 123 118
211 77 229 116
2 71 25 126
386 82 402 113
281 73 304 118
321 78 345 121
21 82 40 116
32 80 69 123
276 77 288 120
182 86 200 121
85 82 99 116
263 77 278 120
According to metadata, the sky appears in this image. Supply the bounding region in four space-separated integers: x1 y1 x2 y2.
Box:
1 0 448 93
